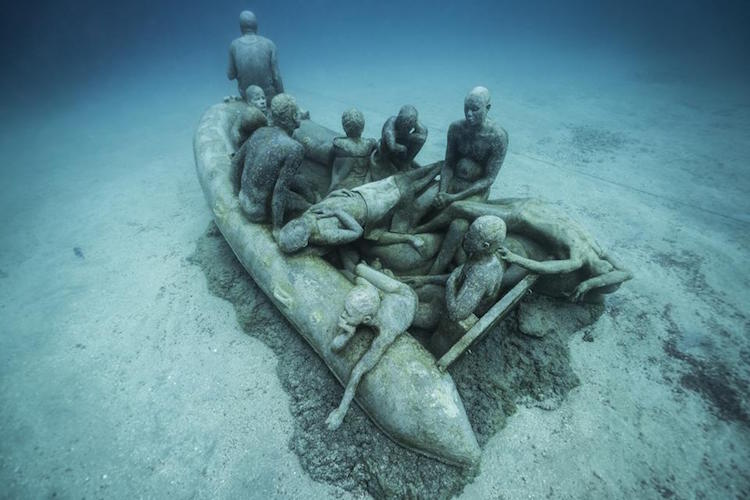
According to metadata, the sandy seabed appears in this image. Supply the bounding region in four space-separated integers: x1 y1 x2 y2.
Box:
1 51 748 499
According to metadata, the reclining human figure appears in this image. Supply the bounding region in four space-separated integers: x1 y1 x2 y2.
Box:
325 263 418 430
414 198 632 302
277 165 439 254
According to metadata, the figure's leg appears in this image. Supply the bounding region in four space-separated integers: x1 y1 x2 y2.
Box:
412 284 445 330
429 218 470 274
326 334 397 430
413 204 460 234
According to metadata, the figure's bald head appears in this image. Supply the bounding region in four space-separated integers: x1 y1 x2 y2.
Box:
395 105 418 133
463 215 506 256
464 86 491 128
467 86 491 107
239 11 258 34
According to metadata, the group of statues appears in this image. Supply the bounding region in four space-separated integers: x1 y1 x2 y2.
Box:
225 11 632 430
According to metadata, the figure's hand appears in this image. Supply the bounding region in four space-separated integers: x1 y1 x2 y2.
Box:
300 110 311 120
434 192 453 209
409 236 425 250
571 283 590 302
309 206 333 217
301 136 313 149
498 246 516 263
395 144 408 155
330 332 350 352
401 276 425 287
326 408 345 430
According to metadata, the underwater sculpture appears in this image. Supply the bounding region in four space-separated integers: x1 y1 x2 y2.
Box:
416 198 633 302
277 166 439 254
328 108 378 192
228 85 268 149
227 11 284 101
236 94 314 229
326 263 418 430
427 86 509 274
371 105 428 180
200 21 632 463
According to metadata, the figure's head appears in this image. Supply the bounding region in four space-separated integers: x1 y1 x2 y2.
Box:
464 86 491 129
270 93 301 133
239 11 258 34
338 282 380 333
278 215 314 253
463 215 506 256
341 108 365 138
244 85 267 111
395 105 418 134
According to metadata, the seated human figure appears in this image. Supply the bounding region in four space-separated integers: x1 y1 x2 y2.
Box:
416 198 632 302
227 11 284 101
405 216 506 331
419 87 509 274
325 263 418 430
245 84 269 115
277 165 439 254
371 105 428 180
229 84 269 149
328 108 378 192
236 94 312 229
445 215 506 321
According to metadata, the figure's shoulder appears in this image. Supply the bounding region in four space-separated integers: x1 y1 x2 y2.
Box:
447 120 465 135
258 35 276 48
484 121 508 144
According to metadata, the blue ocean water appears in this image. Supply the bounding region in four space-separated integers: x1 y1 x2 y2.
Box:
1 1 748 498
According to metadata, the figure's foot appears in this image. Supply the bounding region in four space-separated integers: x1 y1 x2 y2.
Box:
326 408 345 430
331 333 349 352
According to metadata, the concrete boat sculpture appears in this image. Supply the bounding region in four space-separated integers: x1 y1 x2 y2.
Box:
194 101 482 466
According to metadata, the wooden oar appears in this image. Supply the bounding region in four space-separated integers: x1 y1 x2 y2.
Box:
437 274 539 371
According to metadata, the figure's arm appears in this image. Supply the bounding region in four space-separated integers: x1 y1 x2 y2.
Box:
271 151 303 228
316 210 364 245
445 266 486 322
447 131 507 202
290 176 319 204
571 269 632 301
382 118 405 154
499 247 583 274
354 262 407 294
326 334 395 430
227 45 237 80
371 231 424 249
439 125 458 193
270 44 284 94
506 254 583 274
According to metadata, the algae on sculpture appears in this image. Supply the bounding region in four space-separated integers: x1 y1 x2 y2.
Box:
195 11 632 466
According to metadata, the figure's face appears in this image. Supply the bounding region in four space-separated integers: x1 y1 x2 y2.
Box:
464 97 488 128
338 301 365 334
250 93 266 111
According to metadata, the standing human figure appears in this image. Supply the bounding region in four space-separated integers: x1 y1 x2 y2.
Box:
227 11 284 101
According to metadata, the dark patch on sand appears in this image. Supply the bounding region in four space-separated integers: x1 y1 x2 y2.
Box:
191 224 588 498
73 247 85 259
568 124 628 163
661 305 750 428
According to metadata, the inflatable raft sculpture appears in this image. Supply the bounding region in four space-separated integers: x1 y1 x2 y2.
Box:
194 101 630 466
